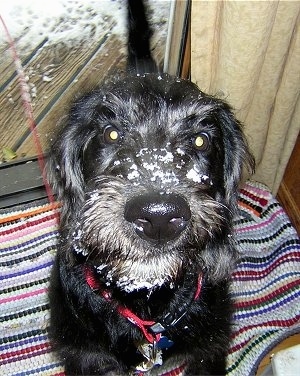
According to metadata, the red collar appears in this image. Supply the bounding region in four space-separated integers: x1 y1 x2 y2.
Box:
84 266 202 344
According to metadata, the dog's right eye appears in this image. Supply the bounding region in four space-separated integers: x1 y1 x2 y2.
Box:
103 125 122 144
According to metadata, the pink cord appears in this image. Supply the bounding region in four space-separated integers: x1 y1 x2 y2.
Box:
0 14 57 208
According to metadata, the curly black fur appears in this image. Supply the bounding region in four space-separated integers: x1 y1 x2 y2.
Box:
47 1 254 375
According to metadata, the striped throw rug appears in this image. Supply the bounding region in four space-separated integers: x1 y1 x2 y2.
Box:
0 180 299 376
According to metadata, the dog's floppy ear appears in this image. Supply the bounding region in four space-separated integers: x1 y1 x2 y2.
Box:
47 95 99 222
218 104 255 210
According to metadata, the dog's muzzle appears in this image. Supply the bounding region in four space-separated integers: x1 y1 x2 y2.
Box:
124 193 191 244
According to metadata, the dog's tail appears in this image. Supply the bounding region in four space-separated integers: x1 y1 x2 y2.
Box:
127 0 158 74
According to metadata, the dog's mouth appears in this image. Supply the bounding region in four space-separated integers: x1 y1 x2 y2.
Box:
94 256 181 293
124 192 191 245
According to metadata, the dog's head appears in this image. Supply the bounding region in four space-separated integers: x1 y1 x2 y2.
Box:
48 73 254 292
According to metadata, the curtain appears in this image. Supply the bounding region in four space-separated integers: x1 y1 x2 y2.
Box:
190 0 300 194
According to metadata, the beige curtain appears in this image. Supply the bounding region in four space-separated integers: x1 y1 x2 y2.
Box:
191 0 300 194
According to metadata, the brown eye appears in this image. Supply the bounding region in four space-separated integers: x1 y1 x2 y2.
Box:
103 125 121 144
193 133 210 151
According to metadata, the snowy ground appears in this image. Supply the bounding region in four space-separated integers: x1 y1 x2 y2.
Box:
0 0 171 54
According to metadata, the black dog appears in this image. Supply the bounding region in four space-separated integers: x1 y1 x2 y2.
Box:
48 1 254 374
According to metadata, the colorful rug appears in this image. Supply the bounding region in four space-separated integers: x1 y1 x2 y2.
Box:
0 181 299 376
227 181 300 375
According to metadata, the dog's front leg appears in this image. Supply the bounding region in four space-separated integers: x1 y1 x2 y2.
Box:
62 347 125 376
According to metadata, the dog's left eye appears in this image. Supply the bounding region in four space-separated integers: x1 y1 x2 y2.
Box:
193 133 210 151
103 125 122 144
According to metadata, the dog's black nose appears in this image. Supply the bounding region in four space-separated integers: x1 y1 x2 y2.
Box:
124 193 191 244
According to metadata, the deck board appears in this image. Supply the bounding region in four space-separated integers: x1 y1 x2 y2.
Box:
17 37 126 158
0 19 123 158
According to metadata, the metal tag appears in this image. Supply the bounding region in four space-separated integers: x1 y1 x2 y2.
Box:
135 341 163 372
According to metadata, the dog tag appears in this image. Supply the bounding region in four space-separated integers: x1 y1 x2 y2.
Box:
136 342 163 372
